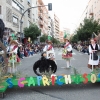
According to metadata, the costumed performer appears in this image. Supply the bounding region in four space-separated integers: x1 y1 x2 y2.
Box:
62 36 73 68
7 40 20 73
88 38 99 71
33 51 57 76
43 37 56 63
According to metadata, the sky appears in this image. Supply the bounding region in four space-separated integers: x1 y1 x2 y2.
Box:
43 0 90 33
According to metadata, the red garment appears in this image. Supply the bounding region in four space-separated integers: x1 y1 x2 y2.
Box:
47 45 52 51
64 43 70 48
62 42 72 59
12 45 18 51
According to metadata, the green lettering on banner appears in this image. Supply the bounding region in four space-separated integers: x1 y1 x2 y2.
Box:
28 77 35 87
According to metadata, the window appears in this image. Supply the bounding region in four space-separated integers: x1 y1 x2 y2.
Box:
12 1 23 13
28 21 31 27
12 1 20 10
13 16 18 24
27 0 30 3
6 7 12 22
0 6 1 14
20 0 23 2
6 0 12 5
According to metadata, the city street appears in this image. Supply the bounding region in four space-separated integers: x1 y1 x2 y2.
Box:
1 48 100 100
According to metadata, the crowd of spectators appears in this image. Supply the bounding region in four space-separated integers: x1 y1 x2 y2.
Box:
3 36 44 60
72 42 89 55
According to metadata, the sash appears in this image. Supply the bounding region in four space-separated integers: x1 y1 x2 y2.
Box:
64 43 70 48
47 45 52 51
12 45 18 51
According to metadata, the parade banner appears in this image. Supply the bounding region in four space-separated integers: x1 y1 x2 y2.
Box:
0 72 100 93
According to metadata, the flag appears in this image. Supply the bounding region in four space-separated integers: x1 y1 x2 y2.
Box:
63 31 67 39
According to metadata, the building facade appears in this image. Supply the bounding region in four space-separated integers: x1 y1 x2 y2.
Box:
48 14 54 36
59 31 64 42
0 0 39 36
78 0 100 26
38 0 48 35
53 14 60 40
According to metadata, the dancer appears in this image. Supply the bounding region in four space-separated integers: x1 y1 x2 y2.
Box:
88 38 99 71
62 37 73 68
7 40 20 73
43 39 56 62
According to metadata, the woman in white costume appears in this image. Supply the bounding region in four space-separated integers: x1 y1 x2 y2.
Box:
7 40 20 73
88 38 99 70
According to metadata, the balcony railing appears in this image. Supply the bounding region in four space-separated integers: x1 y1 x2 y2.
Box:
38 20 43 25
89 12 94 16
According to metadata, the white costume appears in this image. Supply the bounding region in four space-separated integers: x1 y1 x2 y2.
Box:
88 44 99 65
43 44 55 59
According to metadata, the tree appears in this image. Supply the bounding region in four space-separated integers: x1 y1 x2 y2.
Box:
24 23 41 41
40 35 60 44
71 18 100 43
40 34 48 42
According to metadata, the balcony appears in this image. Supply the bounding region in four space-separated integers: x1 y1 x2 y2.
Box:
38 13 43 20
39 20 43 25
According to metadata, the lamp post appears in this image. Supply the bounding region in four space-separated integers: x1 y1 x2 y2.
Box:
20 3 52 42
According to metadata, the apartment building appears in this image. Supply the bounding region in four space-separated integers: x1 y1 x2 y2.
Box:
53 14 60 40
59 31 64 42
78 0 100 26
0 0 38 36
38 0 48 35
48 15 54 36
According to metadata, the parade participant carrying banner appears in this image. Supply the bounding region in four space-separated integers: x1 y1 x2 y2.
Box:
43 35 55 61
62 33 73 68
88 38 99 71
33 36 57 76
7 40 20 73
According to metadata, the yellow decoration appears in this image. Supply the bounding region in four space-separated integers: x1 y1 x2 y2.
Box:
42 76 50 86
28 37 30 42
91 74 97 83
21 81 28 84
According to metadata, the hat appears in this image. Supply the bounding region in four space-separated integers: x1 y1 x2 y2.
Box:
10 40 18 45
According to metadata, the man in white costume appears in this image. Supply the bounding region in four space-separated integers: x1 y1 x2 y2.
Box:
43 40 55 61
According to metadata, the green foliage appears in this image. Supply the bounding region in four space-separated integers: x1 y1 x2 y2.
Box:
40 34 48 42
24 23 41 41
71 18 100 43
51 37 60 44
40 35 60 44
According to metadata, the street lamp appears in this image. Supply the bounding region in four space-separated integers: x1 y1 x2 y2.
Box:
20 3 52 42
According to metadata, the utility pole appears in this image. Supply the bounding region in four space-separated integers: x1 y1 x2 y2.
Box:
20 3 52 42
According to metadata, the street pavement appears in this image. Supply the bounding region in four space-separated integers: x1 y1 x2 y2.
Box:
1 48 100 100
